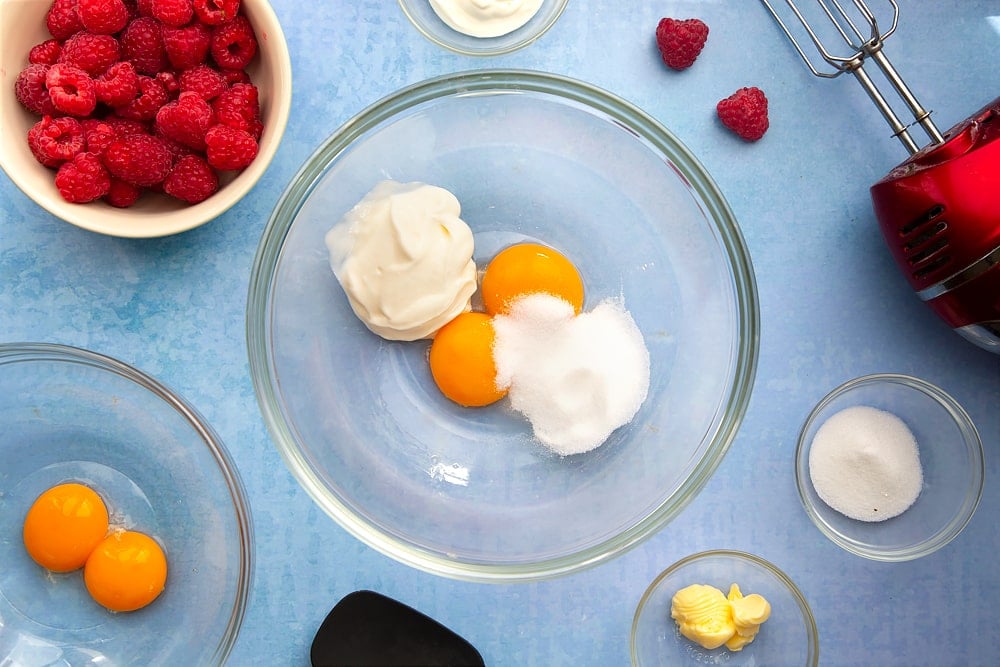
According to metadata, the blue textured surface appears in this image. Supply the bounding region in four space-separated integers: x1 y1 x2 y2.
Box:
2 1 999 665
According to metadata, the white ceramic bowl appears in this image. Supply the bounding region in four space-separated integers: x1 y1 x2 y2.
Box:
398 0 568 56
0 343 253 665
0 0 291 238
796 373 984 561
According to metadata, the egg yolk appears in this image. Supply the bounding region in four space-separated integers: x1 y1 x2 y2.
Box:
480 243 584 315
84 530 168 612
429 311 507 407
23 483 110 573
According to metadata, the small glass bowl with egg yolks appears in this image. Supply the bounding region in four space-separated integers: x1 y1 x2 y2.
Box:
0 343 252 665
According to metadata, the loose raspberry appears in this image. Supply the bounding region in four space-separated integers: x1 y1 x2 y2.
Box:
151 0 193 27
716 86 770 142
193 0 240 26
155 91 215 150
59 31 121 76
178 64 227 100
121 16 167 75
102 133 173 186
95 61 140 107
105 177 143 207
29 39 63 66
212 82 261 138
27 116 86 167
78 0 129 35
204 123 256 170
164 154 218 203
46 63 98 117
162 22 212 70
55 152 111 202
220 68 250 85
46 0 84 41
210 15 257 70
115 75 169 121
81 119 117 155
15 64 58 116
102 115 151 136
655 18 709 71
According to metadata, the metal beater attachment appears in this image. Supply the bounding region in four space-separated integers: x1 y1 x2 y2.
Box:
760 0 944 154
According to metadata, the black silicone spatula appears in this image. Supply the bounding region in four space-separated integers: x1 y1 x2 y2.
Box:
310 590 485 667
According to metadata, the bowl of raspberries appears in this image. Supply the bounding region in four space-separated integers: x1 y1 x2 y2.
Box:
0 0 291 237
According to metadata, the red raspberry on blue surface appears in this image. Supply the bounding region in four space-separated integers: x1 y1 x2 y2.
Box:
204 123 257 170
78 0 130 35
27 116 86 168
96 61 141 107
15 64 58 116
46 63 98 117
163 22 212 70
102 133 174 186
151 0 194 27
46 0 84 40
59 32 121 76
164 154 218 203
55 152 112 203
655 18 709 71
210 15 257 70
155 91 215 150
716 86 770 142
29 40 63 66
115 75 169 121
121 16 168 74
193 0 240 26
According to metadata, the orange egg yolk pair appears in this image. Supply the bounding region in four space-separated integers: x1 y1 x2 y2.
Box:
428 243 584 407
22 482 167 612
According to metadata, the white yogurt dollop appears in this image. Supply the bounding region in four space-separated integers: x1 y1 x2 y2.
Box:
429 0 545 38
325 180 477 341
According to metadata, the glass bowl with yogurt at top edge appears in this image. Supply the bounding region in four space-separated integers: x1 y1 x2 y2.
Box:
796 373 984 562
247 69 759 582
0 343 253 665
397 0 568 56
631 550 819 666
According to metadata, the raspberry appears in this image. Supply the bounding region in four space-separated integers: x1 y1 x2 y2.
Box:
55 152 111 202
137 0 154 16
105 177 143 207
29 40 63 66
27 116 86 167
193 0 240 26
156 133 196 161
212 82 261 138
210 15 256 70
655 18 709 71
46 0 84 41
46 63 98 117
81 119 118 155
115 75 168 120
102 133 173 186
151 0 193 27
102 115 151 136
220 68 250 85
78 0 130 35
121 16 167 74
155 91 214 150
178 64 227 100
204 123 256 170
162 22 212 70
164 154 218 203
95 61 140 107
716 86 770 142
15 64 58 116
59 32 121 76
155 69 181 94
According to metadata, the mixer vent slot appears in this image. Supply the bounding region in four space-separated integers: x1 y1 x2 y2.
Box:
901 205 951 279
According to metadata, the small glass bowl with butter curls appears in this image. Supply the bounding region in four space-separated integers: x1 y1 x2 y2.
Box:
631 550 818 666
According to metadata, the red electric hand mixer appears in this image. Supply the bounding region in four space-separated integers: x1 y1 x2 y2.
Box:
761 0 1000 353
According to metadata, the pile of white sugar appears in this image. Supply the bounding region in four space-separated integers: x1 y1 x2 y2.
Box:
492 293 650 456
808 405 923 522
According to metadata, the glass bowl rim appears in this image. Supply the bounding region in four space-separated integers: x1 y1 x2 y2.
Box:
0 341 255 663
794 372 985 562
629 549 820 666
246 68 760 582
396 0 569 57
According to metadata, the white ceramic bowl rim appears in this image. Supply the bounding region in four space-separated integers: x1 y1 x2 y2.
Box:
0 341 255 662
795 373 985 562
247 69 760 582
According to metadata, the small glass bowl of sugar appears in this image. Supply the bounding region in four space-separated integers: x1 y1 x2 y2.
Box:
795 374 984 561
